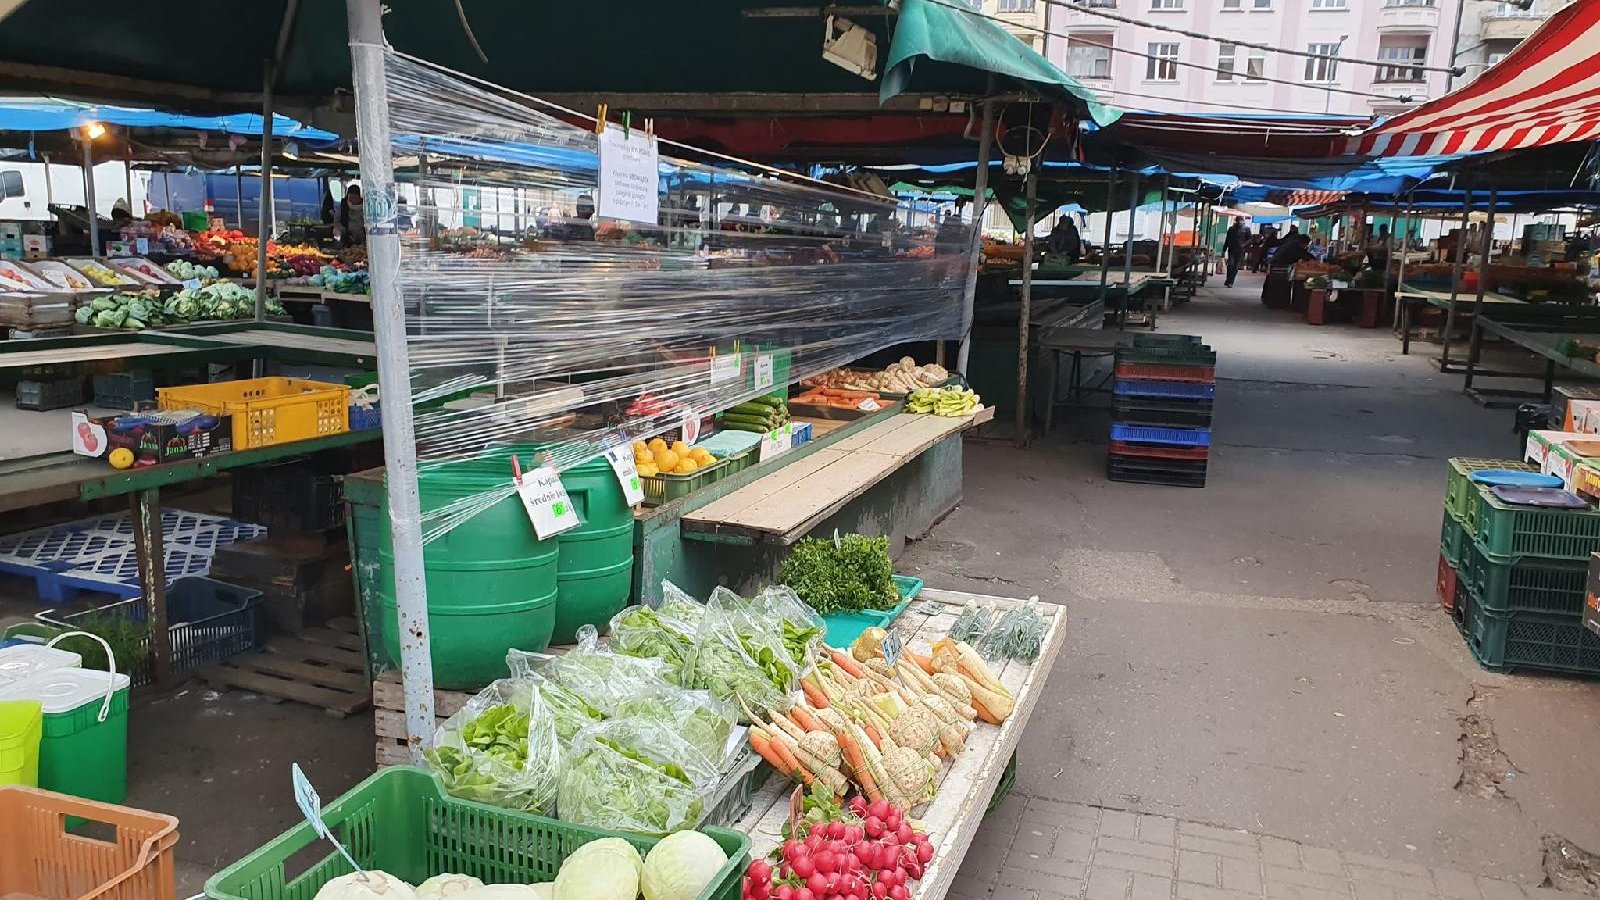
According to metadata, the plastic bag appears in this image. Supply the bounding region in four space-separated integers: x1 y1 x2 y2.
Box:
557 717 716 836
686 592 793 719
425 677 560 813
612 686 737 767
609 604 696 682
746 584 824 667
508 625 676 716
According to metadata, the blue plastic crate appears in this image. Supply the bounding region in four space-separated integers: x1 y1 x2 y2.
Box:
791 421 813 447
37 575 261 687
820 575 924 648
1109 423 1211 447
349 403 381 431
1114 379 1216 400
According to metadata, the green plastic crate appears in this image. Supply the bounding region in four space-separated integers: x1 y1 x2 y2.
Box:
1445 458 1536 529
204 767 751 900
1460 584 1600 676
1468 486 1600 563
1459 535 1588 616
1440 512 1469 568
640 458 729 506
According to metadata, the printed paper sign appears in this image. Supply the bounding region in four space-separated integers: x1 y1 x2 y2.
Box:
754 353 775 392
70 411 106 457
759 424 792 462
681 410 702 446
597 127 661 224
135 238 150 255
882 632 904 669
710 350 742 386
183 278 202 291
515 467 582 540
604 444 646 506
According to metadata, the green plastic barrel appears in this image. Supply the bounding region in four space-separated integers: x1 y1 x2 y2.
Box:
377 456 559 690
553 456 636 643
0 700 41 787
0 668 130 805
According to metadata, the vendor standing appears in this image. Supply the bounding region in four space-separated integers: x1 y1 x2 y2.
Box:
1048 217 1082 264
338 183 367 246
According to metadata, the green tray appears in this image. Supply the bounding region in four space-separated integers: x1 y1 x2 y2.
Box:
205 767 751 900
821 575 924 648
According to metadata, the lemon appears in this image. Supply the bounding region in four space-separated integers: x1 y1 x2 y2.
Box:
674 458 699 474
670 440 690 457
631 440 647 454
108 447 135 470
653 449 679 471
690 448 714 465
637 463 658 477
647 437 668 454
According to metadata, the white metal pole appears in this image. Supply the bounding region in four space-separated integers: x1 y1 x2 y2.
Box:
42 153 52 206
256 60 275 321
1015 169 1038 448
346 0 436 755
82 140 99 256
955 76 997 376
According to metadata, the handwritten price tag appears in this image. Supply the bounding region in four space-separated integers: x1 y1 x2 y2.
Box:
710 350 743 386
754 353 775 392
604 444 646 505
515 466 581 540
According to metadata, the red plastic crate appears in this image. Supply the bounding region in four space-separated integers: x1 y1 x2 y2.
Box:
1437 553 1459 612
1113 362 1216 383
1108 440 1209 461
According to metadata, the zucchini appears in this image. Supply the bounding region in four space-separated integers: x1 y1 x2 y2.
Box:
721 414 774 429
750 395 785 408
727 402 775 417
723 421 771 433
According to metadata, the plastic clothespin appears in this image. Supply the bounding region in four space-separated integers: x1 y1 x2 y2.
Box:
645 118 655 141
595 103 608 135
510 454 523 484
623 111 632 140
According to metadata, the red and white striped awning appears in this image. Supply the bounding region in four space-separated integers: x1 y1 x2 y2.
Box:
1347 0 1600 157
1266 189 1348 207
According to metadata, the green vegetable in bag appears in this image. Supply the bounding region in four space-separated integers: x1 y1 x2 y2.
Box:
424 678 560 813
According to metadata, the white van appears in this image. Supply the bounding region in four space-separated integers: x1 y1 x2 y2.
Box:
0 161 151 222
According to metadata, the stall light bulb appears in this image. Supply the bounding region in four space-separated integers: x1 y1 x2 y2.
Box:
83 121 106 140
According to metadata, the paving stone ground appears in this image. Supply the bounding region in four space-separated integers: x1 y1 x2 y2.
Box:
951 796 1570 900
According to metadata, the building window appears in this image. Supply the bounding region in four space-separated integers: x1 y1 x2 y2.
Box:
1074 0 1117 7
1251 0 1271 8
1216 42 1237 80
1385 0 1434 6
1067 35 1114 79
1147 42 1180 79
1495 1 1538 14
1376 41 1428 81
1304 42 1339 81
997 0 1036 10
1486 50 1510 67
1244 48 1266 79
1310 0 1347 7
1150 0 1183 9
1221 0 1240 7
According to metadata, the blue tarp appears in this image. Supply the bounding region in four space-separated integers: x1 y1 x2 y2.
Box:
0 98 338 144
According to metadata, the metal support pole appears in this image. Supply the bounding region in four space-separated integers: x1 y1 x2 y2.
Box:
131 489 173 687
955 76 997 376
235 168 245 230
255 60 275 321
1121 173 1139 326
1470 187 1498 324
41 153 52 206
347 0 436 756
1394 204 1413 338
123 142 133 217
1016 169 1039 448
1440 185 1474 369
1098 171 1117 306
162 166 172 212
81 140 99 256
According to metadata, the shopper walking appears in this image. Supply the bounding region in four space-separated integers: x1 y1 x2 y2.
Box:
1223 217 1249 287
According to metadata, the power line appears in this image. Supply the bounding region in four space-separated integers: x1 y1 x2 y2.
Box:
920 0 1418 104
1040 0 1463 76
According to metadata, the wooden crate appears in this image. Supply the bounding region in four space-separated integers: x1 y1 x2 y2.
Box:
372 670 472 767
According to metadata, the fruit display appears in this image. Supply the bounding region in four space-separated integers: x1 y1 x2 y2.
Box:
23 260 96 292
905 387 980 418
718 397 789 433
0 260 58 292
634 438 715 478
112 256 183 286
741 788 935 900
65 258 139 288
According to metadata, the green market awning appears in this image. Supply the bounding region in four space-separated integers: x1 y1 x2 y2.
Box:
882 0 1119 127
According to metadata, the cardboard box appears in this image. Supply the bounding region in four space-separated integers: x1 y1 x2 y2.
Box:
1565 399 1600 433
1585 553 1600 637
1543 442 1583 489
70 409 233 467
0 222 22 241
1524 430 1589 467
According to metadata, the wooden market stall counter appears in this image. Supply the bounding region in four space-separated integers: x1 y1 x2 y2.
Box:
1395 283 1525 355
735 588 1066 899
1463 307 1600 406
635 404 991 602
0 321 377 380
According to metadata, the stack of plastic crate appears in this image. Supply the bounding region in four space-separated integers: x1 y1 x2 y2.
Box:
1442 457 1600 675
1108 334 1216 488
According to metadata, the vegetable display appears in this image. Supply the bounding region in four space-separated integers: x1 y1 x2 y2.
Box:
642 830 730 900
779 535 898 615
905 387 980 418
741 787 936 900
165 260 220 281
558 719 713 836
718 396 789 434
803 358 949 395
425 678 561 813
310 264 372 294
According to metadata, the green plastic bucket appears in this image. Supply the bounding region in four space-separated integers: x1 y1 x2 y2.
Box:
0 667 130 805
376 456 561 689
553 456 636 644
0 700 41 787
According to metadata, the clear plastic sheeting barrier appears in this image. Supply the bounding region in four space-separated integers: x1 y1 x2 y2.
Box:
384 52 973 543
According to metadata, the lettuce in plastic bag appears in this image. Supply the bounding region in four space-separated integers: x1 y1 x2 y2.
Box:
612 686 737 767
424 677 560 813
557 717 715 836
508 626 676 716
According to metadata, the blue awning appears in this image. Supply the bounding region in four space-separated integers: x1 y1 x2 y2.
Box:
0 98 338 145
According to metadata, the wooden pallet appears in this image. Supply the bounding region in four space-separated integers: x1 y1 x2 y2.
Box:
200 617 371 717
372 670 471 767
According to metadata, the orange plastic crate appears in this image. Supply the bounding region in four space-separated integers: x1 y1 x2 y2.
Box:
158 377 350 450
0 784 178 900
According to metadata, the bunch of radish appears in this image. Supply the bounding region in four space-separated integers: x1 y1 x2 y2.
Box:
741 797 935 900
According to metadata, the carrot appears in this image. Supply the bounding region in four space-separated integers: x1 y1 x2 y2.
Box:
766 731 813 785
862 722 884 748
791 703 826 731
905 650 934 674
830 649 865 679
770 714 809 743
835 725 884 803
801 681 830 710
749 730 792 776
